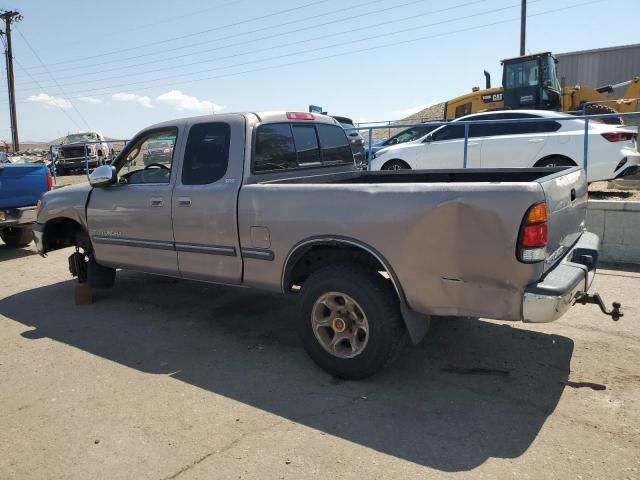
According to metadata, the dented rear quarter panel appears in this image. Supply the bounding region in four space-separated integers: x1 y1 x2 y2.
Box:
238 180 548 321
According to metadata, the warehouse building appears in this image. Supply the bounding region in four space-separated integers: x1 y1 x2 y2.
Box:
556 43 640 88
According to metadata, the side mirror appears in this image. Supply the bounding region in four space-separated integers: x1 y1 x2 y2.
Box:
89 165 117 187
423 134 433 143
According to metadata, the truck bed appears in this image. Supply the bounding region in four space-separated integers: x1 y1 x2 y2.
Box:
239 166 588 321
262 167 570 185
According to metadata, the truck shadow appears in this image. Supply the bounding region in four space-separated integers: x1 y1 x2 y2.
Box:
0 244 37 261
0 271 573 472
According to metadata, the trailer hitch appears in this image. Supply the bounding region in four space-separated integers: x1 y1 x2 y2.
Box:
575 293 623 321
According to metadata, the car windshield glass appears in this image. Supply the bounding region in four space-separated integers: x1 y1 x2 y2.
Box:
504 59 539 89
64 133 98 144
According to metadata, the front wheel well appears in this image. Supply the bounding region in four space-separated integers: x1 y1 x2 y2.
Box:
42 218 89 254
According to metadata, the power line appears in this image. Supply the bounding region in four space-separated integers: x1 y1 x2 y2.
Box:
17 30 91 130
58 0 248 47
13 58 84 131
21 0 485 90
6 0 604 103
21 0 390 79
22 0 541 95
21 0 331 70
19 0 395 81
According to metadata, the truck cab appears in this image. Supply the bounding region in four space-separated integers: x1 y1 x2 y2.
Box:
501 52 562 111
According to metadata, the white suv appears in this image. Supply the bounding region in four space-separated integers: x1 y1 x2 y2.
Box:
369 110 639 182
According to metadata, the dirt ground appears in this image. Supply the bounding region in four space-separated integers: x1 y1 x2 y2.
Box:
0 243 639 480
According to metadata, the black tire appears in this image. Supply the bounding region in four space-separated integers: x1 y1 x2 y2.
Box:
87 257 116 288
0 226 33 248
298 265 407 380
535 155 576 168
56 166 66 176
382 159 411 171
578 104 622 125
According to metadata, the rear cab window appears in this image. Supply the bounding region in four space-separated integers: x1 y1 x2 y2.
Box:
254 122 353 173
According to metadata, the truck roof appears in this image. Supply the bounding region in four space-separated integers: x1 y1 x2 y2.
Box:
142 111 342 132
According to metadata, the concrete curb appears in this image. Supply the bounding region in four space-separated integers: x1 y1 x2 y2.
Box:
586 200 640 264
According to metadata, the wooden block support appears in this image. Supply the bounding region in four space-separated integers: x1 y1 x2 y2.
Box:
74 282 93 305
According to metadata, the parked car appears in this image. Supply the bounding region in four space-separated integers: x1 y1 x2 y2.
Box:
56 131 111 175
369 110 639 182
368 124 439 158
33 111 616 379
143 140 174 166
331 116 365 167
1 163 52 247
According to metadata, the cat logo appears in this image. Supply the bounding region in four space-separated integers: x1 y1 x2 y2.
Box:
481 93 503 104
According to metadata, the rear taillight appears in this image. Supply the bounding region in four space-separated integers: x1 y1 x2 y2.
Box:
47 172 53 191
518 202 548 263
601 131 635 142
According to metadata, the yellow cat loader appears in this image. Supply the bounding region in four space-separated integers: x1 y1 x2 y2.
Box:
444 52 640 125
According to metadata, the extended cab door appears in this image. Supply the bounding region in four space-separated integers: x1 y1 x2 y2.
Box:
417 123 481 169
171 117 244 284
87 127 180 275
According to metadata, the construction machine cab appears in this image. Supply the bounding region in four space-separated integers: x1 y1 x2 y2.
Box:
501 52 561 111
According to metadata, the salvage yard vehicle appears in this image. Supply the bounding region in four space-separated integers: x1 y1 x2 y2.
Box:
0 162 52 247
32 111 621 379
370 110 639 182
56 131 111 175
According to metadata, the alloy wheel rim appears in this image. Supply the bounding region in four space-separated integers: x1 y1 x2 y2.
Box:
311 292 369 359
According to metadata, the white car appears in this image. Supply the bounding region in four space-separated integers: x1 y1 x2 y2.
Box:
370 110 639 182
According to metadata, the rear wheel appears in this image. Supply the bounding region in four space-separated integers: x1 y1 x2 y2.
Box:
0 226 33 248
382 159 411 171
298 265 407 379
535 156 576 168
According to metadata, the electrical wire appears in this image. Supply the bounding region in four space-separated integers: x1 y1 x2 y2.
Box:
17 30 91 129
58 0 248 47
6 0 604 103
13 58 85 131
22 0 391 77
22 0 332 69
21 0 543 94
22 0 473 85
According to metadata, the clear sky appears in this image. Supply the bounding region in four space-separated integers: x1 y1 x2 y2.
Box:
1 0 638 142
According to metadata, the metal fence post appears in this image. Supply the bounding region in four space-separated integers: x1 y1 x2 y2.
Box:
463 123 469 168
84 144 89 179
367 128 373 171
583 117 589 171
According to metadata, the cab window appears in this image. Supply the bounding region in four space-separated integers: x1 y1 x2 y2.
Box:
117 129 177 185
182 122 230 185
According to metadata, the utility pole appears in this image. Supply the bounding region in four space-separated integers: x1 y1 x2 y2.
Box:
0 10 22 152
519 0 526 57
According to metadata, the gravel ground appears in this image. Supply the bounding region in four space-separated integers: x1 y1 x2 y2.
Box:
0 244 639 479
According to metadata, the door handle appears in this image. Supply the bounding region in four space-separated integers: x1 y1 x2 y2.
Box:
528 138 545 143
150 197 164 207
467 142 479 147
177 196 191 207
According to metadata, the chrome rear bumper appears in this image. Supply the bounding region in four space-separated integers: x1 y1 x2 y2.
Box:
522 232 599 323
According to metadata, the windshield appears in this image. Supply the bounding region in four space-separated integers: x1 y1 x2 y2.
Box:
385 126 435 145
542 56 561 92
64 133 99 144
504 59 539 89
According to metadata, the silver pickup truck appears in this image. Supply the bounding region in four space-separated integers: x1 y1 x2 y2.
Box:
32 111 619 379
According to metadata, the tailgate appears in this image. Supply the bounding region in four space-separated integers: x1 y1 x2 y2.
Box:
0 164 48 209
537 167 588 272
